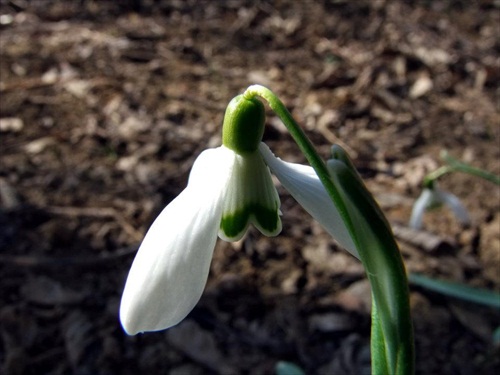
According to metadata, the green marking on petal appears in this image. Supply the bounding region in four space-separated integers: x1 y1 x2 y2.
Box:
218 147 282 242
220 209 249 239
253 203 281 234
220 203 280 241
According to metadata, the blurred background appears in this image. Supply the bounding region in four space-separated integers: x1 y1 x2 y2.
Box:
0 0 499 374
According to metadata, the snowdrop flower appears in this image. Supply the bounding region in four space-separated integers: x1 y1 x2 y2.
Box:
409 185 470 230
120 95 357 335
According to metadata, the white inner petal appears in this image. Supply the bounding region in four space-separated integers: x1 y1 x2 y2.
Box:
219 147 281 241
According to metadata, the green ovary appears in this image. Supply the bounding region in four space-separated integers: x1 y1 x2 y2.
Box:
222 95 266 155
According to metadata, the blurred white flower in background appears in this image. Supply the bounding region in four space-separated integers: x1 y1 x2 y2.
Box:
409 185 470 230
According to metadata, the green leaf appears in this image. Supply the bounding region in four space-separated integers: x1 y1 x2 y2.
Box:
409 273 500 309
327 155 414 375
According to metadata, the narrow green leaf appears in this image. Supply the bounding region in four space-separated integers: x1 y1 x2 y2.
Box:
409 273 500 309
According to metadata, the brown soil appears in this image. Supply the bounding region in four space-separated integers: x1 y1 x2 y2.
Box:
0 1 499 374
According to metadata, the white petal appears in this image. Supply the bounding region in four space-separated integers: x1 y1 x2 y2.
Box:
409 188 434 230
436 189 470 225
120 147 233 335
259 143 358 258
409 187 470 230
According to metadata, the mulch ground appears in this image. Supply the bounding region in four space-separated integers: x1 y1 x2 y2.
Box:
0 1 499 374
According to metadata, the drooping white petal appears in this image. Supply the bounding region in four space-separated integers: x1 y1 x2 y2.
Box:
219 147 281 241
259 143 358 258
409 188 434 230
436 189 470 225
120 147 234 335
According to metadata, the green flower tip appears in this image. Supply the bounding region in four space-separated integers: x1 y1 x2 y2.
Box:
222 95 265 154
221 203 280 240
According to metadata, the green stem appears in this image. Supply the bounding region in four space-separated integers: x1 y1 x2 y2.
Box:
371 299 390 375
244 85 414 374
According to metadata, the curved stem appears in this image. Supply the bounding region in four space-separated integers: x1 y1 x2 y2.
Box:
243 85 353 237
